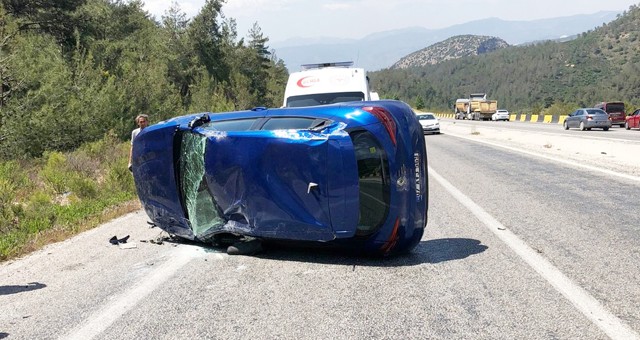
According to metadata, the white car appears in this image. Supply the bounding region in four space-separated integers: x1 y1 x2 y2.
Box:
492 109 510 121
416 112 440 134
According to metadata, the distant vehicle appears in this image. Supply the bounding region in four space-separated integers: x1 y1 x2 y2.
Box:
283 61 375 107
131 100 428 256
563 108 611 131
416 112 440 134
492 109 510 121
454 93 498 121
454 99 469 120
625 108 640 130
594 101 625 127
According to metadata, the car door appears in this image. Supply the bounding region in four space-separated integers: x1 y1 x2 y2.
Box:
576 110 586 127
567 110 578 128
633 110 640 128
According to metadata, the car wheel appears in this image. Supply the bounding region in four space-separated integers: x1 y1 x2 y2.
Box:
626 122 630 130
580 121 586 131
603 127 609 131
563 121 569 130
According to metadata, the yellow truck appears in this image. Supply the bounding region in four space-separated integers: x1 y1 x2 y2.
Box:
454 93 497 121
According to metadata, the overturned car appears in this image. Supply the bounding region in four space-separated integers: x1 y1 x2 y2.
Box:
131 100 428 256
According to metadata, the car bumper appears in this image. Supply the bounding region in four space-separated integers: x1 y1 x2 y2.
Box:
585 121 612 128
422 127 440 134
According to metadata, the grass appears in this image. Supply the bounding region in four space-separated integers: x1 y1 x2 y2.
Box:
0 133 140 262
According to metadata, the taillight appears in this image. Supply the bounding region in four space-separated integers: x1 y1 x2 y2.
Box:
587 115 593 121
380 217 400 254
362 106 397 146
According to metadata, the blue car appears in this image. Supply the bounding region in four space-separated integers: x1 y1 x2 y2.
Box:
132 100 428 256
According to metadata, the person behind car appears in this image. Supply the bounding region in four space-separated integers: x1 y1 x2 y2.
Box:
128 114 149 171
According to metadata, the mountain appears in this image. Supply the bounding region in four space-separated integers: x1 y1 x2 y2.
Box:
270 11 621 72
367 4 640 113
392 35 510 69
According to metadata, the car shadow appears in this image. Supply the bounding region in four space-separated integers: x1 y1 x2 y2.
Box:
0 333 8 339
153 234 487 267
0 282 47 296
414 238 488 264
253 237 488 267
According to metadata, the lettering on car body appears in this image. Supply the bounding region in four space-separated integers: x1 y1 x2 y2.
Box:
414 152 423 202
296 76 320 88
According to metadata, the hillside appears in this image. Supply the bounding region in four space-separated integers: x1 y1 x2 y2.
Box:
392 35 509 69
369 5 640 113
271 11 621 72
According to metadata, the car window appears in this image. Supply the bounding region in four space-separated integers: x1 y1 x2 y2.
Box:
605 103 624 113
260 117 318 130
203 118 258 131
418 114 435 120
286 91 365 107
587 109 607 115
350 130 390 236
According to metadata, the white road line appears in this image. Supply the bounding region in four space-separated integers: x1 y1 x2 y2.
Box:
429 167 640 340
61 246 211 340
444 131 640 183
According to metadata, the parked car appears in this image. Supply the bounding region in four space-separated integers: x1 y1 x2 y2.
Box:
416 112 440 134
492 109 510 121
563 108 611 131
594 101 625 127
131 100 428 256
625 109 640 130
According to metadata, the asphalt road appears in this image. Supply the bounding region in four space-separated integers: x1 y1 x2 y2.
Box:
1 129 639 339
451 118 640 143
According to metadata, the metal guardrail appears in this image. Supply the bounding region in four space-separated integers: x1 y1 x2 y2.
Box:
435 113 569 124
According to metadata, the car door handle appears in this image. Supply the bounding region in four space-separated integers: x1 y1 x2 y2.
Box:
307 182 318 194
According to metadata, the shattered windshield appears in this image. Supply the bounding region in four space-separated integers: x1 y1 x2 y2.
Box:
177 132 226 239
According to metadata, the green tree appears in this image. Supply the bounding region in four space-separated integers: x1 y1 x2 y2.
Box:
415 96 425 110
0 4 18 109
188 0 228 82
1 0 87 50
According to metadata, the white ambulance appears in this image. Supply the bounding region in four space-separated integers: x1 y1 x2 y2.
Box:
283 62 376 107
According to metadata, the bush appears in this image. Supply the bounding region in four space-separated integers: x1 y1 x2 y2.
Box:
40 152 72 194
69 177 98 199
0 134 138 261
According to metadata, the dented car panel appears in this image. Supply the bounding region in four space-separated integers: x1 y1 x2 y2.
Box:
132 100 428 255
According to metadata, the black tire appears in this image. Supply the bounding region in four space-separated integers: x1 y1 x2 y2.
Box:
580 121 586 131
620 124 625 128
603 127 609 131
563 121 569 130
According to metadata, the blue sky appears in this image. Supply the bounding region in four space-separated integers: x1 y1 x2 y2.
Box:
142 0 639 43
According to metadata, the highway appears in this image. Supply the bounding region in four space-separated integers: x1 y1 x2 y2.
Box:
1 121 639 340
